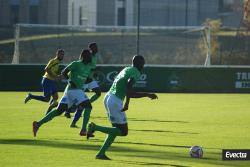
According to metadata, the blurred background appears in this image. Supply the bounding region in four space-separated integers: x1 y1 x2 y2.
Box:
0 0 249 65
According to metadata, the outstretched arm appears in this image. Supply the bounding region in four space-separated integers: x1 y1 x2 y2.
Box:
122 78 158 112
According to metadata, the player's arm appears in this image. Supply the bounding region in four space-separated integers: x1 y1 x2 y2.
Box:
122 78 158 112
61 63 77 88
61 67 70 80
127 78 158 99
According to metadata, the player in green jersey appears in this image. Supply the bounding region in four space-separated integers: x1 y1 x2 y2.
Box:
84 42 102 103
32 49 94 137
66 43 102 129
86 55 158 160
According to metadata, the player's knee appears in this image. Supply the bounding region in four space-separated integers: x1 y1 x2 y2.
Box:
44 96 51 102
117 126 128 136
94 88 101 97
78 102 92 111
53 96 58 101
56 104 67 114
78 105 84 111
85 101 92 109
120 129 128 136
96 91 101 97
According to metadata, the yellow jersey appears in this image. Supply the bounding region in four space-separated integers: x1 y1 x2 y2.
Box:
43 57 60 80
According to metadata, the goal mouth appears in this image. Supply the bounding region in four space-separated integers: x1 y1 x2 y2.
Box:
12 24 210 66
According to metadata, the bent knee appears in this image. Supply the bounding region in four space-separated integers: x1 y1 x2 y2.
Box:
117 127 128 136
44 97 51 102
53 96 58 100
78 102 92 111
120 129 128 136
96 91 101 97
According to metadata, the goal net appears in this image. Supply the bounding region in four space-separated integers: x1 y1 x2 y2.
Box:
12 24 210 66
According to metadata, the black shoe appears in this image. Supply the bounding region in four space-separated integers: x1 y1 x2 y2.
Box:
70 123 78 128
95 154 111 160
64 112 71 118
87 122 96 140
24 93 32 104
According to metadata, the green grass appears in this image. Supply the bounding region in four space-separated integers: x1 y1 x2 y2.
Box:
0 92 250 167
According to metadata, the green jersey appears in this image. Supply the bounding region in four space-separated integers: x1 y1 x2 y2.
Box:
109 66 141 101
66 60 91 90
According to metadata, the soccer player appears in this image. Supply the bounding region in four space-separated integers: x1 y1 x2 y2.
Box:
24 49 64 114
86 55 158 160
32 49 94 137
66 43 102 128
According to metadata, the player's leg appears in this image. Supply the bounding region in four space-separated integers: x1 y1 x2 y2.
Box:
96 123 127 160
32 90 70 137
87 93 126 160
88 81 101 103
79 100 93 136
70 107 83 128
32 103 68 137
25 78 51 103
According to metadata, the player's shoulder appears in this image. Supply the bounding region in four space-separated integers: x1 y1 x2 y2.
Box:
125 66 139 73
48 57 59 64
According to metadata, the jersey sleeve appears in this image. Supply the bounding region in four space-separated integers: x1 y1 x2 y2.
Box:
131 69 141 82
66 61 77 71
45 59 60 70
44 59 54 70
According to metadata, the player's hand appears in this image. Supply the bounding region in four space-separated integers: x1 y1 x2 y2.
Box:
148 93 158 100
121 103 129 112
55 75 63 81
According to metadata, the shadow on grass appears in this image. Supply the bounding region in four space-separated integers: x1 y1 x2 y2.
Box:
0 138 99 151
117 160 189 167
0 138 235 167
92 116 189 124
130 129 198 135
115 141 191 149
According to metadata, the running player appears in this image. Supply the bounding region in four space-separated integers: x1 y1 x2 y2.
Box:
66 43 102 129
86 55 158 160
24 49 64 115
32 49 94 137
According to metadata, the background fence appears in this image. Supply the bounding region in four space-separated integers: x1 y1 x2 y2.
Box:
1 64 250 93
1 0 250 66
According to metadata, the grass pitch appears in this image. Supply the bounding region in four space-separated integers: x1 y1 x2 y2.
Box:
0 92 250 167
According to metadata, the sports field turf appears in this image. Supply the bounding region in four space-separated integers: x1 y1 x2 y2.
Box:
0 92 250 167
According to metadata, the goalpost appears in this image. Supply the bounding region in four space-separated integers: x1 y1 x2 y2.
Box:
12 24 211 66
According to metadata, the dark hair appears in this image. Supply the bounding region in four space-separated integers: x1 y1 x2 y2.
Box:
132 55 145 66
89 42 97 49
80 49 91 63
56 49 64 55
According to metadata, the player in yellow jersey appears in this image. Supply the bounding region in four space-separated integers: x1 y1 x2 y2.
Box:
24 49 64 114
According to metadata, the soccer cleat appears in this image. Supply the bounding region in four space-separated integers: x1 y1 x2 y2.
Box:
80 129 95 138
64 112 71 118
79 129 87 136
24 93 32 104
86 122 96 140
70 123 78 128
32 121 39 137
95 154 111 160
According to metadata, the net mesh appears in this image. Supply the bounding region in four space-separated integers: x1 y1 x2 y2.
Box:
14 25 208 65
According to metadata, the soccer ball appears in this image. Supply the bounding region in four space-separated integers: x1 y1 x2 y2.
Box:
189 146 203 158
